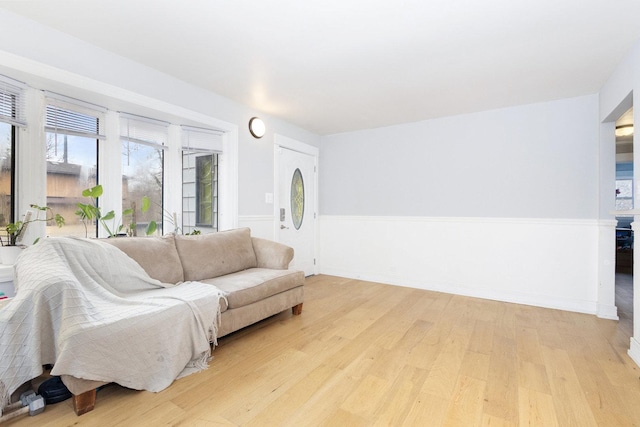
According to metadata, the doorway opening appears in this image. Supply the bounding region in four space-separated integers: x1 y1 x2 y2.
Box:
615 106 634 331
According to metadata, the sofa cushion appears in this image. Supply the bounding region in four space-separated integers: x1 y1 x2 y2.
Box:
102 234 184 284
201 268 304 309
174 228 258 281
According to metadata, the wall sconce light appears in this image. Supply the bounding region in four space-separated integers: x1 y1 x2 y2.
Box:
615 124 634 138
249 117 266 139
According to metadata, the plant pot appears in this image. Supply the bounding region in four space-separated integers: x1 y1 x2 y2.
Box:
0 246 24 265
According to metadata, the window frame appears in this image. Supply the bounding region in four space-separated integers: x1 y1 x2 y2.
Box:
195 153 218 230
120 113 169 236
1 67 238 243
0 75 27 231
180 126 223 235
44 97 104 238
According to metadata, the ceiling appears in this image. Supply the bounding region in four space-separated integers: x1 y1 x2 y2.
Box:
1 0 640 135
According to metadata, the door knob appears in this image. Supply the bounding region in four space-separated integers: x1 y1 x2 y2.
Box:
280 225 289 229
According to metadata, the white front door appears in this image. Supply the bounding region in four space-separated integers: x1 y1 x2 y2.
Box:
277 146 316 276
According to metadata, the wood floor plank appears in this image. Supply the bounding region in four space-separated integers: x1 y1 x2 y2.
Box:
403 392 450 426
479 413 516 427
516 326 545 365
370 365 429 426
368 320 433 381
467 319 495 355
483 334 519 424
517 359 551 394
242 363 339 427
419 325 473 399
6 274 640 426
458 350 490 381
517 386 559 427
541 345 599 426
406 319 455 370
568 351 636 426
340 374 391 418
442 374 486 426
321 408 368 427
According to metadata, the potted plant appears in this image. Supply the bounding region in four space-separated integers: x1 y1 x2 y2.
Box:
76 185 156 238
3 204 65 246
157 208 201 236
1 204 65 264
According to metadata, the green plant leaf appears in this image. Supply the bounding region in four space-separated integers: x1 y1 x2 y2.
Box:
76 204 89 219
146 220 157 236
78 204 99 221
6 221 21 235
91 185 103 198
82 185 103 198
141 196 150 213
101 210 115 221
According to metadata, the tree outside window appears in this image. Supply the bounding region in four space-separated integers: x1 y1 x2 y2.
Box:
122 141 163 236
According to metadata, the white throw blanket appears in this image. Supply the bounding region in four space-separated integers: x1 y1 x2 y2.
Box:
0 237 223 411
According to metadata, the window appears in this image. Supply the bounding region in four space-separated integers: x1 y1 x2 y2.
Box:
196 154 218 228
616 179 633 211
45 98 103 238
121 114 167 236
182 127 222 234
0 76 25 240
0 75 236 244
0 123 14 234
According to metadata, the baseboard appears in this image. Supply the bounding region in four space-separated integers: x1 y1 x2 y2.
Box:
320 268 598 315
628 337 640 367
597 303 619 320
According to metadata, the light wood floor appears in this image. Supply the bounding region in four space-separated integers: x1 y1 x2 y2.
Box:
7 274 640 426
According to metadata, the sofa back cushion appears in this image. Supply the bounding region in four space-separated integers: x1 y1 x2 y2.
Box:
102 234 184 284
175 228 258 281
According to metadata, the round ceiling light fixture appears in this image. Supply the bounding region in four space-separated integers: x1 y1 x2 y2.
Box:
615 123 634 138
249 117 266 139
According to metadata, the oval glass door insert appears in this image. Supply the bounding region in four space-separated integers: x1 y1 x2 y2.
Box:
290 168 305 230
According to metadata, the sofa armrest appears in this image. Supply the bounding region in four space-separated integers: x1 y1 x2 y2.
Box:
251 237 294 269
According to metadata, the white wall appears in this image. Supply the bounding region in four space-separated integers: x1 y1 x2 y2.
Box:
320 95 604 315
321 216 600 313
0 9 320 232
598 39 640 365
322 95 599 218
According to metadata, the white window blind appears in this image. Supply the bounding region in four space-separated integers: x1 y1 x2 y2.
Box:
45 94 106 139
121 113 169 149
0 75 26 127
182 126 223 153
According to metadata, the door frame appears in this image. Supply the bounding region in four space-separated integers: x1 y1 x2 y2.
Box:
274 134 319 275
